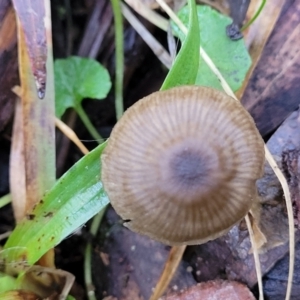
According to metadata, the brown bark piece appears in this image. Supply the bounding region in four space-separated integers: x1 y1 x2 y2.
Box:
161 280 255 300
242 0 300 137
12 0 47 98
262 108 300 228
0 1 18 132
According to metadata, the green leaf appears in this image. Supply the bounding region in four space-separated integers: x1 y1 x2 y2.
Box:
0 247 29 276
0 273 18 293
172 5 251 91
160 0 199 90
55 56 112 118
4 143 109 266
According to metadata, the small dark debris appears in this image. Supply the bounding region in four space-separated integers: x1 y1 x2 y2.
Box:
226 23 243 41
38 87 45 99
44 212 54 218
122 219 131 223
26 214 35 220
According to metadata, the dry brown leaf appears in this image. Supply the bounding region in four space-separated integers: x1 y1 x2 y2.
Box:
0 2 18 132
14 4 55 214
9 0 56 268
20 266 75 299
9 99 26 222
12 0 47 98
237 0 285 99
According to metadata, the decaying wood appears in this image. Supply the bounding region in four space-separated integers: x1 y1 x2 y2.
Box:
242 0 300 137
0 1 18 132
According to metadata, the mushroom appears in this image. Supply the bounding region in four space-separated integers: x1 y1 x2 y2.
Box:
101 86 265 245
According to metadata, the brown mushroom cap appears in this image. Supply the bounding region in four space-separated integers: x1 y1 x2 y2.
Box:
101 86 265 245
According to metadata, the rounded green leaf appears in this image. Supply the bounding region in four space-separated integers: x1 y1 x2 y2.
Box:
172 5 252 91
0 274 18 293
55 56 111 118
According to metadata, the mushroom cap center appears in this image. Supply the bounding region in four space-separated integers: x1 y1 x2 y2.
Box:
158 138 223 204
171 148 207 187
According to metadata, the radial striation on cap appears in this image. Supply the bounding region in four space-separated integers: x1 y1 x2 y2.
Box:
101 86 265 245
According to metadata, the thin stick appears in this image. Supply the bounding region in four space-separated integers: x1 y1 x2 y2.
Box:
149 245 187 300
121 3 172 69
124 0 168 31
245 214 264 300
264 145 294 300
55 117 89 155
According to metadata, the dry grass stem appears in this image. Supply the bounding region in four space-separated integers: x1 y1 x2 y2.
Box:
264 146 295 300
13 86 89 158
121 3 172 68
149 245 187 300
55 118 89 155
245 214 264 300
199 0 229 15
124 0 168 31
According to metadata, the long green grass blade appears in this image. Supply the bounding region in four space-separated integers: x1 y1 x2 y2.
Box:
4 143 109 266
160 0 199 90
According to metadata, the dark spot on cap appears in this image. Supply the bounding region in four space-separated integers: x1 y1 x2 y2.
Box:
170 150 207 188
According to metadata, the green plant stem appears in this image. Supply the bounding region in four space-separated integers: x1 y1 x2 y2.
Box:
241 0 266 31
0 194 11 209
84 206 107 300
75 104 103 143
78 99 106 299
111 0 124 120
